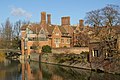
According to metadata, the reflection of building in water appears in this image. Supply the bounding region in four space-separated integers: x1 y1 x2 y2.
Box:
26 62 34 80
22 63 25 80
21 62 43 80
19 62 120 80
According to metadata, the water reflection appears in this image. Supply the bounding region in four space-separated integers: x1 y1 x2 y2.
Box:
0 60 120 80
0 60 21 80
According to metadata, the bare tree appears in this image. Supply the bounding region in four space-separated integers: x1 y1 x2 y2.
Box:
4 18 12 41
14 20 22 38
0 18 13 49
102 4 120 26
85 9 103 26
85 4 120 26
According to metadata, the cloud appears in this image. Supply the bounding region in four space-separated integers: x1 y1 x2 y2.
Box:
11 7 32 19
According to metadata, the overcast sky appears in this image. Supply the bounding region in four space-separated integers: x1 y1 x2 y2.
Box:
0 0 119 25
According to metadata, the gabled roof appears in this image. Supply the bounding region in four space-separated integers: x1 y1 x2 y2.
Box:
21 24 29 30
28 24 41 33
58 26 67 34
47 25 55 35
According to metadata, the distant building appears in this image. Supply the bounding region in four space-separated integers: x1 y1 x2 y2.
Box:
89 26 120 63
21 11 120 62
21 12 87 55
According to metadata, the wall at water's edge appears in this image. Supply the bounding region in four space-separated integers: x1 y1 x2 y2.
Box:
29 47 120 75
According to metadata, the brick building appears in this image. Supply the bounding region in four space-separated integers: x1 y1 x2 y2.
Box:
89 26 120 63
21 12 86 56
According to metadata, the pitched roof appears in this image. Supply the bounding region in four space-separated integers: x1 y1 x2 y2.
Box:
27 24 42 34
47 25 55 35
58 26 67 34
21 24 28 30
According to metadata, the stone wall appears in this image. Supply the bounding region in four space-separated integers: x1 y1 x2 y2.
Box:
52 47 89 54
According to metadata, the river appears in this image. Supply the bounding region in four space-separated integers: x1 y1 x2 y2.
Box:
0 60 120 80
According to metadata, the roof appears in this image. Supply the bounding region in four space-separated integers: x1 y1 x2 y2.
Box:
47 25 55 35
58 26 67 34
21 23 69 36
21 24 28 30
28 24 41 33
71 26 77 30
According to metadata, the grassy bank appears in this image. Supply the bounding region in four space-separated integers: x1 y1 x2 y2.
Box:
0 51 6 62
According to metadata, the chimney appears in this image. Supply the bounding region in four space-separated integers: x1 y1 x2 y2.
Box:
79 19 84 27
40 12 46 24
61 16 70 26
47 14 51 25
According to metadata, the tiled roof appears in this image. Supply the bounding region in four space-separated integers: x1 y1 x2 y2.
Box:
21 24 28 30
58 26 67 34
28 24 41 33
47 25 55 35
71 26 77 30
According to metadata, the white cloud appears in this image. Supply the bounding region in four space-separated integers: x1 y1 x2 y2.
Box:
11 7 32 19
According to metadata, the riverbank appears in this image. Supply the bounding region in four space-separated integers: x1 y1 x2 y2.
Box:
0 51 6 62
30 52 120 75
41 52 91 70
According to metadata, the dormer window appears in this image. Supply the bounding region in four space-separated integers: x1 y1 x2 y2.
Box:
28 30 33 34
38 29 47 41
26 28 33 34
55 32 59 35
40 29 44 34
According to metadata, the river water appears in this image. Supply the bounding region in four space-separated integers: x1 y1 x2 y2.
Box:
0 60 120 80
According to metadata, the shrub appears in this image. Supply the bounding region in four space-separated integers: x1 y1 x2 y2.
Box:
41 45 52 53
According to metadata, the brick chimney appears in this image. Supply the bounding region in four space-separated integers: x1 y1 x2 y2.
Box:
61 16 70 26
79 19 84 27
40 12 46 25
47 14 51 25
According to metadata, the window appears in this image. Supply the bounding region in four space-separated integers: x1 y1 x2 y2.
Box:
61 39 64 43
93 50 100 57
39 37 47 41
30 46 37 49
28 30 33 34
55 32 59 35
66 39 70 44
54 38 60 43
40 30 44 34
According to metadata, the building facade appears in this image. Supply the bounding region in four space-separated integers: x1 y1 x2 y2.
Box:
21 12 86 55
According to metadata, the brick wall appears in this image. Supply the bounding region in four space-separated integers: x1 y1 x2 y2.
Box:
52 47 89 54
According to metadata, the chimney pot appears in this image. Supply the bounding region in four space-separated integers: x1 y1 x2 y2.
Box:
47 14 51 25
40 12 46 24
79 19 84 27
61 16 70 26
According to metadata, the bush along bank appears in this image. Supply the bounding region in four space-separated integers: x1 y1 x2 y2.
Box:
40 52 120 74
41 51 91 70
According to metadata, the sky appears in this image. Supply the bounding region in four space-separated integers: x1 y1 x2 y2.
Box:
0 0 120 25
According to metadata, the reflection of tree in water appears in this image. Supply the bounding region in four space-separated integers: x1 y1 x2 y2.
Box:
41 63 120 80
53 66 91 80
0 60 21 80
41 64 91 80
28 62 120 80
90 72 120 80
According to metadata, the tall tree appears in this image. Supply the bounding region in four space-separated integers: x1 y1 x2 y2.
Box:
14 20 22 38
85 9 103 26
4 18 12 41
102 4 120 26
85 4 120 26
